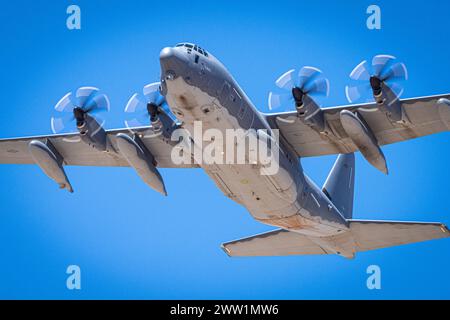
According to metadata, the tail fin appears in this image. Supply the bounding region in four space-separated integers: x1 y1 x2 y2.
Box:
322 153 355 219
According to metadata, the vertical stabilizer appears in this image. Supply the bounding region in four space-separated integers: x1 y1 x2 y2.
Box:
322 153 355 219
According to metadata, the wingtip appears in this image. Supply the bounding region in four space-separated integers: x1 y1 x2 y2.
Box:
440 224 450 236
157 188 168 197
221 244 232 257
378 164 388 175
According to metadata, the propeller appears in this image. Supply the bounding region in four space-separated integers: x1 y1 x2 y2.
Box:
268 67 330 111
124 82 168 131
50 87 110 134
345 55 408 103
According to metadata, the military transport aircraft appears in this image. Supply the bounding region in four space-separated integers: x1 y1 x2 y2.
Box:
1 43 449 258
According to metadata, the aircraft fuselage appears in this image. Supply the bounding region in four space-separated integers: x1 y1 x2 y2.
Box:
159 44 348 237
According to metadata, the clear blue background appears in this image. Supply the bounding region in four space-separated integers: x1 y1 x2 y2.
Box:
0 0 449 299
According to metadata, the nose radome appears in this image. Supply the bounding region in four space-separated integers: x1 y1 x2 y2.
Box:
160 46 189 81
159 46 187 69
159 47 175 61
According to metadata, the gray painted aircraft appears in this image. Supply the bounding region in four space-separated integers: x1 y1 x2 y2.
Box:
1 43 449 258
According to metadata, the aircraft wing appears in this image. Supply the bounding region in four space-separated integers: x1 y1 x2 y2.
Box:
0 127 196 168
265 94 450 157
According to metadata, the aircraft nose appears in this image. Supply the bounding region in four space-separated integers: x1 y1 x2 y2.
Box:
159 47 176 61
160 47 188 67
159 47 188 81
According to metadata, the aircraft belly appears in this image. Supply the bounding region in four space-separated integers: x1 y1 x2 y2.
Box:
165 77 346 237
165 78 300 215
207 164 301 216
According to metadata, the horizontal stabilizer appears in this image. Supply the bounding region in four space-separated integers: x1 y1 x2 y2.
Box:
349 220 450 252
222 220 450 258
222 229 330 257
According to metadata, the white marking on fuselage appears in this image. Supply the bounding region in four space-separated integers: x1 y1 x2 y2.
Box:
349 168 353 189
310 193 321 208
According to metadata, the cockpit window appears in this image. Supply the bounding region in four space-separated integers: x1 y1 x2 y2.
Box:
175 43 208 57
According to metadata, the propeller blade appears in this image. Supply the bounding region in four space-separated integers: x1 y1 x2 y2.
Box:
55 92 75 112
382 62 408 82
372 54 395 77
84 93 110 114
143 82 164 105
298 66 322 89
125 96 151 128
345 83 372 103
50 113 75 133
143 82 160 96
275 69 296 90
125 93 142 113
386 82 405 100
304 77 330 96
268 92 293 111
76 86 99 109
144 82 167 106
349 60 371 81
50 117 66 133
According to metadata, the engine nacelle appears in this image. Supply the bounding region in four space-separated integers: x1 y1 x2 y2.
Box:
28 140 73 192
296 94 325 133
116 133 167 196
373 82 407 124
79 114 108 152
340 110 388 174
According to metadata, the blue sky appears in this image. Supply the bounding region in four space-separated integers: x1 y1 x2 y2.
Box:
0 0 449 299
